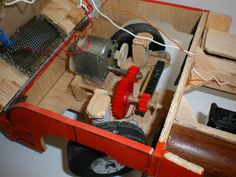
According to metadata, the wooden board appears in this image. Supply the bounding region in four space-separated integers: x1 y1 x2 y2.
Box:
175 92 236 144
0 79 20 110
159 12 208 142
205 29 236 60
206 11 232 32
186 47 236 94
101 0 203 34
41 0 83 33
25 55 67 105
39 71 88 115
0 59 28 109
0 0 48 35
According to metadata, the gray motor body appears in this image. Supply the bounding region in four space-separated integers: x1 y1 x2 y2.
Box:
70 36 117 82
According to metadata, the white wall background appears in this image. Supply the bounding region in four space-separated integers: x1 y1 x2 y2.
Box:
1 1 236 177
164 0 236 34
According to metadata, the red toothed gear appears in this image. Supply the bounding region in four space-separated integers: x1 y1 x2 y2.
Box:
112 77 134 119
127 65 140 82
138 93 151 113
112 65 141 119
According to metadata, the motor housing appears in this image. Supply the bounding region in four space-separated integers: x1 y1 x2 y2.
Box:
70 36 117 82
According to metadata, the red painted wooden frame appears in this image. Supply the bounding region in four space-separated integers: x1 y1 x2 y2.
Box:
0 103 203 177
0 1 206 176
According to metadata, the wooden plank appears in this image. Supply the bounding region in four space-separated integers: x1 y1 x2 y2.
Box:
159 12 208 142
186 48 236 94
0 59 28 109
175 96 198 126
102 0 203 34
0 79 20 110
39 71 89 114
205 29 236 60
25 56 66 105
0 0 48 35
92 19 117 39
175 93 236 144
41 0 83 33
206 11 232 32
0 59 28 86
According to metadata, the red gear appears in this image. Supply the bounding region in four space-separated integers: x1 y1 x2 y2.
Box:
138 93 151 113
127 65 140 82
112 77 133 119
112 65 140 119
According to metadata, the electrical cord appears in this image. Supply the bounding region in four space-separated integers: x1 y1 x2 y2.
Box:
4 0 35 6
105 1 191 56
97 1 236 89
192 68 236 88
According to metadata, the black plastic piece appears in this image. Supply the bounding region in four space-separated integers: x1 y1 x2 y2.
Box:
144 61 165 96
207 103 236 134
67 121 147 177
111 23 165 57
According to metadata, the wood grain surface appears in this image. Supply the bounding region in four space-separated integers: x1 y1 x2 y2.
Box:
167 124 236 177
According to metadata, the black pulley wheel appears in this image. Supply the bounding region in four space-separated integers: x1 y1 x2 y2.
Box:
111 23 165 57
67 121 147 177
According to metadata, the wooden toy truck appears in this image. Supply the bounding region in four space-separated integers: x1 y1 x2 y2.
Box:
0 0 235 177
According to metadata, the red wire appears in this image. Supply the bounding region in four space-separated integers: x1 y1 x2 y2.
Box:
63 1 94 55
84 0 93 14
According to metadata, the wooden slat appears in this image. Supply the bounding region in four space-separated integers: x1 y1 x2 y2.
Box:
186 48 236 94
0 59 28 109
159 12 208 142
206 11 232 32
25 56 67 105
0 79 20 110
0 0 48 35
39 71 87 114
41 0 83 33
205 29 236 60
101 0 203 34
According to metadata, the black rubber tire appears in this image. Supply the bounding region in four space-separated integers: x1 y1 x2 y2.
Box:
67 121 147 177
111 23 165 57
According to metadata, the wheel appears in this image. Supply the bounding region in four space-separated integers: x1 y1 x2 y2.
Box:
67 121 147 177
111 23 165 57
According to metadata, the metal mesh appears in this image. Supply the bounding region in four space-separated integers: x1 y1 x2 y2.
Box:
0 14 66 76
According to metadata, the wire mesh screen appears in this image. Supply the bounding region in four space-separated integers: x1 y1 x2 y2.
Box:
0 14 66 76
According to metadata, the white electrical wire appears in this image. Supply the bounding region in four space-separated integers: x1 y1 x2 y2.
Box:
192 68 236 87
90 0 193 56
78 0 89 13
79 0 83 7
4 0 35 6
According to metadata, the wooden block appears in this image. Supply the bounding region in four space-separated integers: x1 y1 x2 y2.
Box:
41 0 81 33
206 12 232 32
67 7 84 25
132 32 153 66
86 89 111 119
70 76 88 102
205 29 236 60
